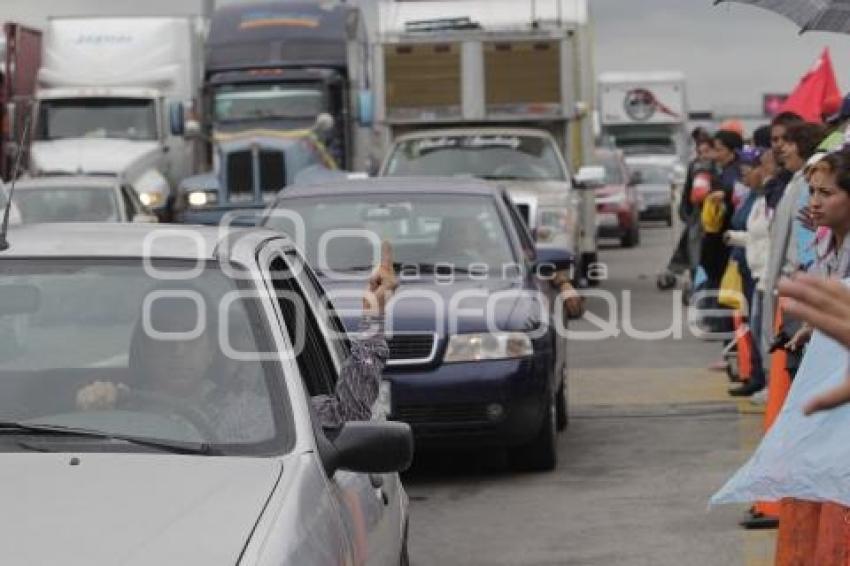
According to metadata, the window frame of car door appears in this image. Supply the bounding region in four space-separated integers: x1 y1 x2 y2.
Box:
500 191 536 266
118 184 138 221
258 242 400 562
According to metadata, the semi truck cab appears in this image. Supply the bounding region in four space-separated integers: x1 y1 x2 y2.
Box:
30 87 175 209
205 1 371 171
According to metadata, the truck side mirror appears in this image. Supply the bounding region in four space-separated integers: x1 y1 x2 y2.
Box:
169 102 185 137
357 90 374 128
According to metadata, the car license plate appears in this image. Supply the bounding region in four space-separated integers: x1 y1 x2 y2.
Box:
597 213 618 227
375 380 392 418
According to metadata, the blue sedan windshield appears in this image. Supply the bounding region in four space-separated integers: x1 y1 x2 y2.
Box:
267 195 517 274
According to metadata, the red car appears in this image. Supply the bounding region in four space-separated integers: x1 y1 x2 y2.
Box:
591 148 641 248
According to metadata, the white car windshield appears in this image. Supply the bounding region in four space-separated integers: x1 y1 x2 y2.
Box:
0 259 287 454
384 135 567 181
14 188 119 223
632 164 672 185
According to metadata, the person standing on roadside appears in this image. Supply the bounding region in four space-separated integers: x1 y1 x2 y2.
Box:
761 122 826 367
699 130 742 333
725 147 771 396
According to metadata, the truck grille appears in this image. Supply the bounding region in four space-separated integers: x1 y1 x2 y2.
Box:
227 150 253 199
226 149 287 200
259 150 286 193
387 333 437 365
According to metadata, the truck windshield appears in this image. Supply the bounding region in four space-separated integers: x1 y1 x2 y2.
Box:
214 85 325 122
384 135 567 181
37 98 157 141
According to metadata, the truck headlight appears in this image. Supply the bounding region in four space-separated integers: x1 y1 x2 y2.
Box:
187 190 218 207
139 192 164 207
444 332 533 363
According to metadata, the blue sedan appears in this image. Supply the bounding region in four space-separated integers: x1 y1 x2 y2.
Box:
262 177 572 471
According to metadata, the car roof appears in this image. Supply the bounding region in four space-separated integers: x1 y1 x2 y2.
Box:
277 176 504 199
10 176 119 190
0 223 287 261
392 127 557 143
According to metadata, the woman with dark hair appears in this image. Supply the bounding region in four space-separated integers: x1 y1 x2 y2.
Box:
698 130 742 333
761 122 826 365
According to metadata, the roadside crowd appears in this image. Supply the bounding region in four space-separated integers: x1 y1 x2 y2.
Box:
685 102 850 560
679 109 850 399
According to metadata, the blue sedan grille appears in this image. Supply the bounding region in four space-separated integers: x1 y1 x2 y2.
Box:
386 333 436 365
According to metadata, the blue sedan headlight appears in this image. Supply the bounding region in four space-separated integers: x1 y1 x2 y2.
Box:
444 332 533 363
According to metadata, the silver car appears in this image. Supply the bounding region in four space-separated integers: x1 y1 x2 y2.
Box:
624 155 684 226
0 223 411 565
5 175 158 224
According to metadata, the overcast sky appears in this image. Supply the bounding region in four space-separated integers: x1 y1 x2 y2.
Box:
591 0 850 114
7 0 850 115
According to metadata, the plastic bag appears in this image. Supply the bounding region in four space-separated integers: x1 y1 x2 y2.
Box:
718 260 743 310
701 197 725 234
690 171 712 205
711 325 850 507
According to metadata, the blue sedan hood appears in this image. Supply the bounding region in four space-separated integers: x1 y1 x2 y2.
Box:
321 275 547 336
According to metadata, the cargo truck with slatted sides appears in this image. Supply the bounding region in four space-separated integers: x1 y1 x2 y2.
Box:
373 0 600 284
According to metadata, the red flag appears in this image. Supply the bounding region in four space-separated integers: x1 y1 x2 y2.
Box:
779 48 842 123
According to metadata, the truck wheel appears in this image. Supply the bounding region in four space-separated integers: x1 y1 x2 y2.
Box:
511 391 557 472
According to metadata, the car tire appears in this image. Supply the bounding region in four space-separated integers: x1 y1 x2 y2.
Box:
556 380 569 431
511 391 557 472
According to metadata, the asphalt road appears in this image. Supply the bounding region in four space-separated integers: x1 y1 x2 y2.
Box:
404 223 775 566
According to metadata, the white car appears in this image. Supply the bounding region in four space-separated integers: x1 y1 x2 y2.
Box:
0 223 411 565
624 155 686 226
5 176 157 224
380 127 596 283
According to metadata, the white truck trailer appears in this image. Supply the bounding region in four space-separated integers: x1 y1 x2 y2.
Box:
597 71 689 162
373 0 599 279
30 16 206 217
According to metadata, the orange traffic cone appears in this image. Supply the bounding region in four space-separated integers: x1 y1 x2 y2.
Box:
742 305 791 530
